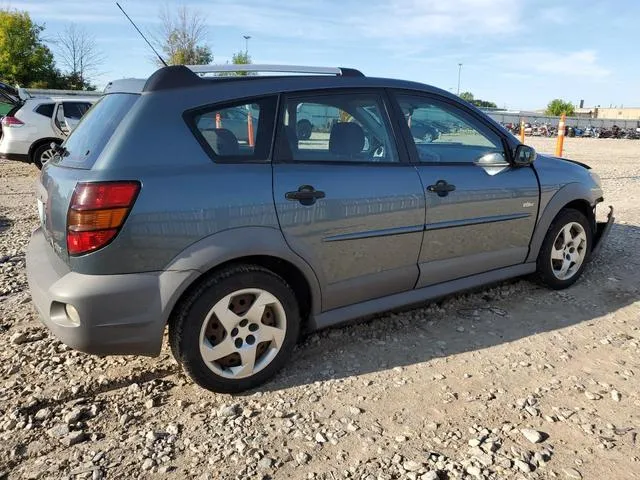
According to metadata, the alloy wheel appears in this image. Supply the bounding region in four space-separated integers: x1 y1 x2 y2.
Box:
198 288 287 379
550 222 588 280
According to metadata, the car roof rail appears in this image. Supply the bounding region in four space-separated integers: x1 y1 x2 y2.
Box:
143 64 366 92
185 64 365 77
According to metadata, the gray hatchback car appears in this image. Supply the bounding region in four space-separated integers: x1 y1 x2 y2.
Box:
26 64 613 392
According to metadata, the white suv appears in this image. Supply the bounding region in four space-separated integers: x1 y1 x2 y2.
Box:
0 86 100 168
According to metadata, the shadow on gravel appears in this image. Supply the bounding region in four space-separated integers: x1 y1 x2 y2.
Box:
18 365 180 416
260 223 640 393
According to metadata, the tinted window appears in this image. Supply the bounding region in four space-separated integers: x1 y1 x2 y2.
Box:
396 94 505 164
191 97 277 162
62 102 92 120
55 94 138 168
35 103 55 118
278 93 398 163
0 102 13 116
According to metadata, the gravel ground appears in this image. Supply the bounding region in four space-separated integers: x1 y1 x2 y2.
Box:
0 137 638 480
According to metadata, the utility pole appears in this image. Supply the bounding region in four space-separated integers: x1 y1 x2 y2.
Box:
243 35 251 54
457 63 463 95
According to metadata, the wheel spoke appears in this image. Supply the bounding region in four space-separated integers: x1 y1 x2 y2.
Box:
200 337 236 362
209 297 241 331
244 291 278 323
551 247 564 261
556 259 570 278
259 324 286 348
562 224 574 245
232 345 258 377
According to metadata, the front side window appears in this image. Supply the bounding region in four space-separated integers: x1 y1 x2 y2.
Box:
277 92 399 163
396 94 505 164
191 96 277 162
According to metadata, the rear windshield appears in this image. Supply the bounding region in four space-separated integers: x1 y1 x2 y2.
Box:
55 94 138 168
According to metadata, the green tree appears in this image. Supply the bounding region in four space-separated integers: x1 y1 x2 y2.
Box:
215 50 255 77
459 91 474 102
459 91 497 109
156 5 212 66
0 9 57 87
546 99 575 116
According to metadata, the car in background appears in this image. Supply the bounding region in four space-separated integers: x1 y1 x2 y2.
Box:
0 84 100 168
0 81 19 117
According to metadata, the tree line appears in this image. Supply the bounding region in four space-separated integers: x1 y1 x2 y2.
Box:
0 5 251 91
0 9 102 90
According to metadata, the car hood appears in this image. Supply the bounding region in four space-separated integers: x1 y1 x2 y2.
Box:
534 154 591 173
533 153 602 204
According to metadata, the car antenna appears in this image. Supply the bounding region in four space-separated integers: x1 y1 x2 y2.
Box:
116 2 168 67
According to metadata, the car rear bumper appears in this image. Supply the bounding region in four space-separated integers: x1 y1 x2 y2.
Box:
26 227 192 356
590 205 614 260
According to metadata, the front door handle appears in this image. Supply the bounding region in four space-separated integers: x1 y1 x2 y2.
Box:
427 180 456 197
285 185 326 206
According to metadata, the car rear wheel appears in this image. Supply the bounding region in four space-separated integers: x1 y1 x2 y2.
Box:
33 143 57 169
169 265 300 393
536 208 592 289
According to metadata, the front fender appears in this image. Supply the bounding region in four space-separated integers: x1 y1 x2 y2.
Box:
526 182 599 263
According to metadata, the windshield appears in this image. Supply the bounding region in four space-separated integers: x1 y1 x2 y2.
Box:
55 93 138 169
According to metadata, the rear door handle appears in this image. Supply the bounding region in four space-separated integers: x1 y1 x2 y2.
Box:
427 180 456 197
285 185 325 205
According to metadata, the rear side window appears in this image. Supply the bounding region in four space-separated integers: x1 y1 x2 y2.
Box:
276 92 399 163
62 102 92 119
35 103 55 118
55 94 137 169
188 96 278 162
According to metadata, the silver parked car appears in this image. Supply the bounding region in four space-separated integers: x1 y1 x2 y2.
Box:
27 64 613 392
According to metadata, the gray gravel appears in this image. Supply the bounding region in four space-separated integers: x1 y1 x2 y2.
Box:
1 138 639 479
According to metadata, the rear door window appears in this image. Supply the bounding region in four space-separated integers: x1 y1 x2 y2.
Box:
276 92 399 163
188 96 277 162
62 102 92 119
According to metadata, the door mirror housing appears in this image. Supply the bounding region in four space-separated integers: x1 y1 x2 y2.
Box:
514 144 536 166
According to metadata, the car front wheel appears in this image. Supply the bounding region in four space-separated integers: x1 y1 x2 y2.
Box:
169 265 300 393
536 208 592 289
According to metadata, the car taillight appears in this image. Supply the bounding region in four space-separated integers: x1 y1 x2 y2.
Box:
1 116 24 127
67 181 140 255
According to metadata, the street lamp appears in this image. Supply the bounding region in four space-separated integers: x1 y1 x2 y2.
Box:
457 63 463 95
243 35 251 54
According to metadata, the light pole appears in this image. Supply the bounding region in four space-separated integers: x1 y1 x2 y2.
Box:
457 63 463 95
243 35 251 54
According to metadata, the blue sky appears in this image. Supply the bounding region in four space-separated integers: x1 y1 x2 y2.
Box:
17 0 639 110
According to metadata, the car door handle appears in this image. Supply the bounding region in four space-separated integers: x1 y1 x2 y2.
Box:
427 180 456 197
285 185 326 205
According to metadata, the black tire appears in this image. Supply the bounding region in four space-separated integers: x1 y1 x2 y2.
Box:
32 142 57 169
296 119 312 140
169 264 300 393
536 208 592 290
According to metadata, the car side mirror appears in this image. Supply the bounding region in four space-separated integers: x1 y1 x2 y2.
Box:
514 144 536 166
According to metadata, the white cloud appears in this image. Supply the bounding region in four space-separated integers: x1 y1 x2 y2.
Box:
350 0 523 39
492 49 611 78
